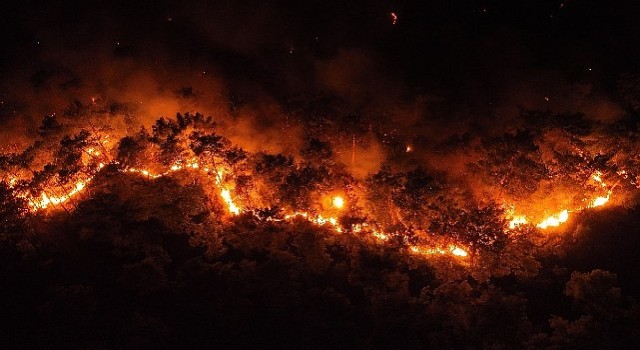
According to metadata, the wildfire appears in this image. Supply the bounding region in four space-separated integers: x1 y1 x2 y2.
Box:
212 168 241 215
588 172 611 208
506 171 614 231
31 180 88 209
220 189 241 215
4 130 620 265
283 212 343 233
332 195 345 209
508 215 528 229
589 194 610 208
371 229 389 241
352 223 389 241
536 210 570 229
409 244 468 258
22 162 105 210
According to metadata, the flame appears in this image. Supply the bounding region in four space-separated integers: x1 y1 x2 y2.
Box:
332 195 345 209
371 229 389 241
589 193 610 208
7 149 470 261
283 212 343 233
4 131 620 266
588 172 611 208
409 244 468 258
212 168 241 215
506 171 614 231
220 189 241 215
536 210 569 229
450 246 469 257
508 215 528 229
86 147 100 156
592 171 607 187
29 178 90 209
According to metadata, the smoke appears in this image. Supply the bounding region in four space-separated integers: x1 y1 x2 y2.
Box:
0 0 632 182
0 0 308 157
493 70 624 124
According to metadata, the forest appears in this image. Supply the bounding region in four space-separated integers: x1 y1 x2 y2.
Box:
2 106 640 348
3 0 640 348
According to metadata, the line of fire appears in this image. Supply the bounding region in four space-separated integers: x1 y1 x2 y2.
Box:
1 111 627 267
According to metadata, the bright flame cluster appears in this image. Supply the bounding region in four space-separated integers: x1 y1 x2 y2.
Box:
10 152 469 261
507 171 613 230
409 244 469 257
536 210 570 229
26 163 105 210
15 139 620 264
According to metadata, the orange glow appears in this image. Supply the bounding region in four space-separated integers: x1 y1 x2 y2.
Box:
592 171 607 187
3 130 619 268
537 210 569 229
332 195 345 209
506 171 614 231
31 180 87 209
409 244 469 258
371 229 389 241
508 215 528 229
220 189 241 215
589 194 610 208
450 246 469 257
86 147 100 156
284 212 343 233
587 172 611 208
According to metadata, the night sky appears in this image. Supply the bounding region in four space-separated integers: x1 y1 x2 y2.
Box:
2 1 640 348
3 0 639 126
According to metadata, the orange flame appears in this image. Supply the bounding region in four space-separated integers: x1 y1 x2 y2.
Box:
536 209 570 229
409 244 468 258
332 195 345 209
5 133 621 266
508 215 528 229
589 194 610 208
506 171 614 231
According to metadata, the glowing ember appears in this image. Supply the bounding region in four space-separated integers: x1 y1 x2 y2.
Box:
450 246 468 257
508 215 528 229
30 178 91 209
332 196 345 209
220 189 241 215
86 147 100 156
284 212 343 233
4 130 618 267
592 172 606 187
537 210 569 229
371 229 389 241
409 244 469 258
390 12 398 25
587 172 611 208
506 171 614 230
590 194 610 208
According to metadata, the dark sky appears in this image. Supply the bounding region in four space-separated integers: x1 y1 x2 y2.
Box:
1 0 640 140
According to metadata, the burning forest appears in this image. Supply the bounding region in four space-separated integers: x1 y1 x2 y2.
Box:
2 0 640 348
1 111 627 260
